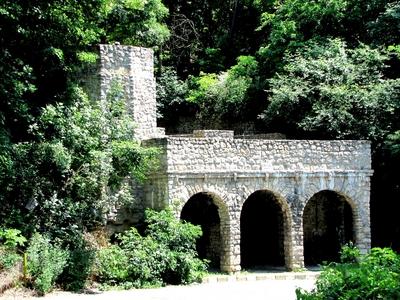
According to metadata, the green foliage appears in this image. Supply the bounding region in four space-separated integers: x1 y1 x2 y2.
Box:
185 55 259 123
0 228 27 249
0 247 21 271
262 38 400 140
386 130 400 156
296 247 400 300
156 67 189 126
27 233 69 295
0 86 156 244
340 243 361 264
187 73 219 104
95 209 207 288
96 245 130 284
104 0 170 46
144 209 207 284
60 245 96 291
0 228 25 271
367 2 400 46
258 0 348 73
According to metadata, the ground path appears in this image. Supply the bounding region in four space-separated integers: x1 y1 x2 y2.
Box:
1 271 318 300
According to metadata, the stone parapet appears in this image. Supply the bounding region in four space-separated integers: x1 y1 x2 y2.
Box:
147 137 371 174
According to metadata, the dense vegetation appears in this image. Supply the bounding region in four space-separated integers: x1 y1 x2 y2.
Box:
95 209 207 289
1 210 205 294
0 0 399 295
296 245 400 299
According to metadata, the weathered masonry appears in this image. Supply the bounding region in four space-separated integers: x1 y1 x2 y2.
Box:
95 44 373 273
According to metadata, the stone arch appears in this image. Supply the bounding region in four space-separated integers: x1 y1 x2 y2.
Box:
240 189 293 270
172 182 231 215
180 191 230 271
300 176 359 213
302 189 355 266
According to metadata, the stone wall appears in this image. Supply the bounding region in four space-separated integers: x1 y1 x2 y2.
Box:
157 132 371 173
144 131 373 272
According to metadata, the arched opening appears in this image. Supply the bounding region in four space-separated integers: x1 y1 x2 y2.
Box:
240 190 287 269
180 192 222 269
303 190 354 266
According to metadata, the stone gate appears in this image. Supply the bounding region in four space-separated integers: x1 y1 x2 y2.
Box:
94 44 373 273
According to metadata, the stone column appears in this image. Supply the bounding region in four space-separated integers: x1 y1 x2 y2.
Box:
221 208 241 273
353 177 372 254
288 216 305 270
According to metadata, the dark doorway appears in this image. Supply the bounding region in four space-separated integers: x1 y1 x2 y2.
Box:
240 190 285 269
303 190 354 266
180 193 221 269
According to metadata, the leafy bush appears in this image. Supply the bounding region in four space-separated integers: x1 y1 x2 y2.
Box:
156 67 188 117
0 228 25 272
0 86 157 244
262 38 400 141
96 245 130 284
26 233 69 294
95 209 207 288
59 240 96 291
296 247 400 300
185 56 259 124
339 242 360 264
0 228 27 248
0 248 21 271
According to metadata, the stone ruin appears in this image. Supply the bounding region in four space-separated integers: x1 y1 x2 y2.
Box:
92 44 373 273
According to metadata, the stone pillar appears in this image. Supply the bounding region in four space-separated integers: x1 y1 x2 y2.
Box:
288 217 305 270
353 178 372 254
286 190 306 270
223 211 241 273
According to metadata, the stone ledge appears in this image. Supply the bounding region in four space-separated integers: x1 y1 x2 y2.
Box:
202 271 320 284
147 170 374 180
193 130 234 139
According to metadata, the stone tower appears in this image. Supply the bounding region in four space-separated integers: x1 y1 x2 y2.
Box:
98 44 165 140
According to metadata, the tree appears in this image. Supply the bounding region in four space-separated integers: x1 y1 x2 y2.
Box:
185 55 259 126
163 0 265 77
0 0 169 144
0 85 157 243
261 38 400 140
103 0 170 46
0 0 167 241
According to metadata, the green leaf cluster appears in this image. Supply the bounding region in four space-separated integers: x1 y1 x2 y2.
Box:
297 247 400 300
26 233 69 295
262 38 400 140
95 209 207 288
0 228 26 272
0 86 157 243
183 55 259 124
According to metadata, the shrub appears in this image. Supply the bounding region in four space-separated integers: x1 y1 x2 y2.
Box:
96 245 130 284
1 86 157 244
296 247 400 300
0 228 25 271
144 209 207 284
339 242 360 264
59 244 96 291
95 209 208 288
0 247 21 271
26 233 69 294
0 228 27 249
